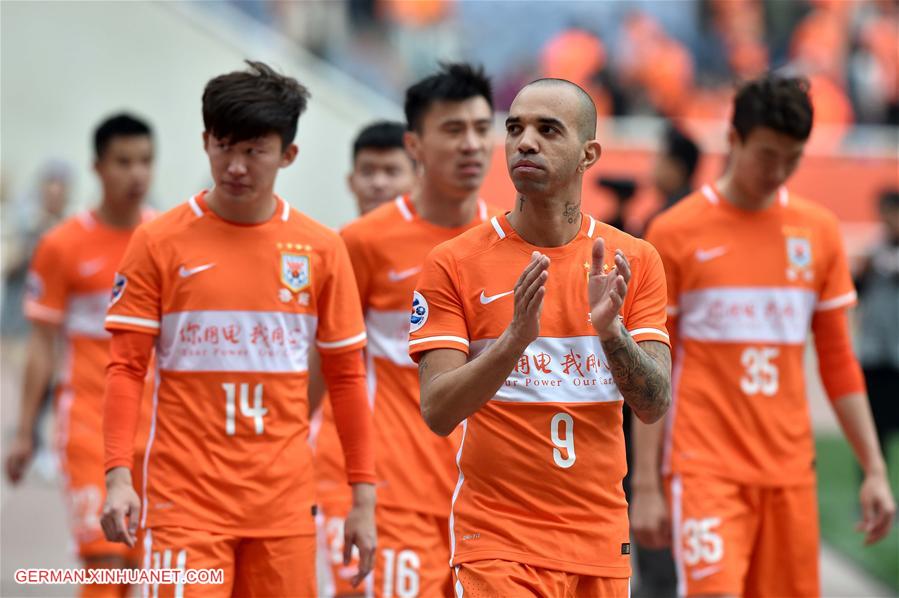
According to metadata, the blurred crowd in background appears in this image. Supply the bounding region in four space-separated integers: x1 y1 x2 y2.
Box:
238 0 898 129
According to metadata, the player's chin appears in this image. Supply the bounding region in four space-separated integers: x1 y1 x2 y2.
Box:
511 175 546 195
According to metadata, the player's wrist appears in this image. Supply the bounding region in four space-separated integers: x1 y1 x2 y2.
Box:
596 321 625 342
350 482 376 509
105 466 133 488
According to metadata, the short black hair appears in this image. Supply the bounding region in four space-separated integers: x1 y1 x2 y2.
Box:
202 60 310 148
404 62 493 132
663 124 700 183
524 78 597 142
352 121 407 160
94 113 152 159
732 75 813 142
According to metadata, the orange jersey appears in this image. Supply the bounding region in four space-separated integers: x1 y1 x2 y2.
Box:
105 191 367 536
315 195 493 515
24 211 154 461
409 213 669 577
646 185 857 486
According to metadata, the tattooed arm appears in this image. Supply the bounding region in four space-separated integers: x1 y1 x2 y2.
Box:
588 237 671 423
601 330 671 422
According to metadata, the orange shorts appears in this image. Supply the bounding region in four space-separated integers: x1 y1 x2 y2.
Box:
317 498 369 597
60 435 144 563
453 560 630 597
374 505 451 598
144 526 316 597
668 473 820 597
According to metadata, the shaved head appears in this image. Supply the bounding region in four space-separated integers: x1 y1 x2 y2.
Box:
523 78 597 142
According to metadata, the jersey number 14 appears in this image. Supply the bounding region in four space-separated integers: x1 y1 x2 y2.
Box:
221 383 268 435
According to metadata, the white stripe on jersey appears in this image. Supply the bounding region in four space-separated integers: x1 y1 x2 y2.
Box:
469 336 624 404
366 309 416 367
409 335 470 348
629 327 670 341
317 330 367 350
106 314 161 330
157 310 316 372
816 290 856 312
490 216 505 239
67 291 112 338
678 286 816 344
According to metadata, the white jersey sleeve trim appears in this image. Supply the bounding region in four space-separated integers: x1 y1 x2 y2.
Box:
701 184 718 205
490 216 505 239
587 215 596 238
409 335 470 348
629 327 670 341
816 290 857 312
477 199 488 222
317 330 367 350
188 195 204 217
396 196 414 221
280 197 290 221
105 314 161 329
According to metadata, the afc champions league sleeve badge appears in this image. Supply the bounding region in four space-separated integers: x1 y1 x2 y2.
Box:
280 251 311 292
410 291 428 333
109 273 127 306
785 229 814 282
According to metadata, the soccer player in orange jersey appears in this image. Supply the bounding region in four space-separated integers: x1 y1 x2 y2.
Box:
410 79 671 597
631 75 896 597
316 64 497 598
313 120 415 597
6 113 155 597
347 121 418 216
99 61 377 597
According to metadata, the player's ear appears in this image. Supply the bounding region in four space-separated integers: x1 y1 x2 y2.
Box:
404 130 422 164
280 144 299 167
581 139 602 172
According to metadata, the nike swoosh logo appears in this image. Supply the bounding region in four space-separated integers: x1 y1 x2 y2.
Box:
479 290 514 304
387 266 422 282
695 246 728 262
179 263 216 278
690 565 721 580
78 258 106 277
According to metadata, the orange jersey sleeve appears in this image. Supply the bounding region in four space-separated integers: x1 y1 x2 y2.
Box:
105 225 163 336
408 243 469 360
622 240 670 345
315 238 367 354
104 330 155 471
815 212 857 311
320 349 375 484
24 230 69 325
812 307 866 401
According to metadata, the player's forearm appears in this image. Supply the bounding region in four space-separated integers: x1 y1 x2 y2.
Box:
104 331 154 471
421 330 528 436
17 329 56 439
323 349 376 484
833 392 888 477
600 326 671 423
631 416 667 491
306 347 325 416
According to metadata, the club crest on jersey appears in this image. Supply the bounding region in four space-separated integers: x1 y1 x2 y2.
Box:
281 252 310 292
785 233 813 282
109 273 127 306
410 291 428 333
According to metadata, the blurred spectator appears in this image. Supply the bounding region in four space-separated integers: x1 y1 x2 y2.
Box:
1 160 72 338
653 123 702 210
855 188 899 467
